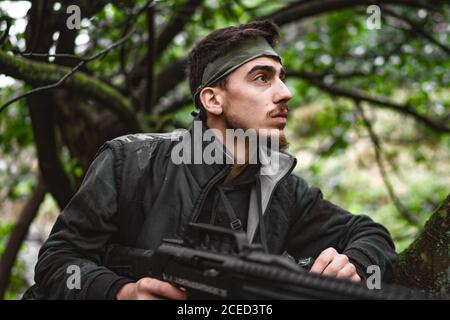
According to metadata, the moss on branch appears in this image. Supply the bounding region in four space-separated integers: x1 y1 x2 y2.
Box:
0 50 140 131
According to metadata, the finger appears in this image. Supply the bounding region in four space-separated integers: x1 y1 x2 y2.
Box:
350 273 361 283
322 254 349 277
310 247 337 274
336 263 357 279
139 278 187 300
151 281 187 300
136 292 164 300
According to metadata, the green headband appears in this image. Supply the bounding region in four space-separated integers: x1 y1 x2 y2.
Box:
193 36 281 108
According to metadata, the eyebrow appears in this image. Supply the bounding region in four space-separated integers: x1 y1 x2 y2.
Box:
246 64 286 79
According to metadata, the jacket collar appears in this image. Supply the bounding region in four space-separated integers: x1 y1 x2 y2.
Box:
173 118 297 191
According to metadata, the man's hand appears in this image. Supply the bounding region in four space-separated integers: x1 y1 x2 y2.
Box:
310 247 361 282
116 278 187 300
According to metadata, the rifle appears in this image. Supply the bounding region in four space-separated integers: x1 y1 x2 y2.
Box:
103 223 424 299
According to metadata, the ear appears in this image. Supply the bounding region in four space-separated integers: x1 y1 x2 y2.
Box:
199 87 224 116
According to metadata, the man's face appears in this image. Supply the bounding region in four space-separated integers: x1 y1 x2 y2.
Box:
220 56 292 147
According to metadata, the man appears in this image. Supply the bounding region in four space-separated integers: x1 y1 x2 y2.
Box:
24 20 397 300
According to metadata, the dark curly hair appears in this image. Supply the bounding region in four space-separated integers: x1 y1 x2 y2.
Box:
186 20 280 120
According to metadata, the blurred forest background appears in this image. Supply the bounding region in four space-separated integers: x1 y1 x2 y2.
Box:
0 0 449 299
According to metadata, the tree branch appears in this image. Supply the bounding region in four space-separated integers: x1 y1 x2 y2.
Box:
28 92 76 208
144 4 156 113
382 6 450 56
102 0 156 106
0 16 12 47
262 0 445 25
17 0 77 209
128 0 202 98
1 29 134 106
136 58 188 108
155 96 192 115
0 173 47 299
0 47 140 131
287 70 450 134
354 102 420 226
155 0 203 59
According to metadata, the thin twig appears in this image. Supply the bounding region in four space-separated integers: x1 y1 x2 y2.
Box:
0 28 136 114
16 52 89 61
354 101 420 226
288 70 450 134
98 0 156 30
382 6 450 56
9 1 155 65
0 17 12 47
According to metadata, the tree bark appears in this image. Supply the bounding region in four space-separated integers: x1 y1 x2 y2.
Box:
395 194 450 295
53 90 130 171
51 10 131 171
27 93 75 208
22 0 75 209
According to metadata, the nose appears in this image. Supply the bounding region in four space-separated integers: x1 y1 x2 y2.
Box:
273 78 293 105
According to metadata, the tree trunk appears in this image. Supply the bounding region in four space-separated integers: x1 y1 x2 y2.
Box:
395 194 450 295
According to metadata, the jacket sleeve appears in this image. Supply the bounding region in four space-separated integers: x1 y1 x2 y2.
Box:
33 148 133 299
284 177 398 282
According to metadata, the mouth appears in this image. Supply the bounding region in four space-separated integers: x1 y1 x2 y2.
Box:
270 114 288 125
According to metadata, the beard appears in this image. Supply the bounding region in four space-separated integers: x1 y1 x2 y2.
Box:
223 112 290 151
267 132 289 151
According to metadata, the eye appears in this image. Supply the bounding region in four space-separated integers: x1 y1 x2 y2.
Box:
255 75 267 83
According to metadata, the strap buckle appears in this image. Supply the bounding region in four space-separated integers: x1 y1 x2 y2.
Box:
230 219 242 231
